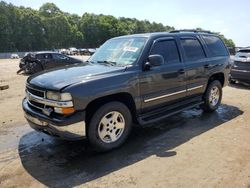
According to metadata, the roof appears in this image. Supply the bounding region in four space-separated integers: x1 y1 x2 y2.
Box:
112 31 216 40
34 51 59 54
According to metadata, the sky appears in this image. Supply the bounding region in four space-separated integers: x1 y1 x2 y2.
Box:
4 0 250 47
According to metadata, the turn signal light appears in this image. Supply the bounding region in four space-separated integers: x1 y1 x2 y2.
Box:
54 107 75 114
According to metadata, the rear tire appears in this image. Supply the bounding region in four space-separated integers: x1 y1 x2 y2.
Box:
87 101 132 152
201 80 222 112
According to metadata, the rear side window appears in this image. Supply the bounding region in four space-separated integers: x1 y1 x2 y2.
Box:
180 38 205 61
150 40 180 63
202 35 228 57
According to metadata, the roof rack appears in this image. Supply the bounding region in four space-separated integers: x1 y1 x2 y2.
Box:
170 29 212 34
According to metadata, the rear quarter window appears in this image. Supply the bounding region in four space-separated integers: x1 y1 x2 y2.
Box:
180 38 206 61
202 35 228 57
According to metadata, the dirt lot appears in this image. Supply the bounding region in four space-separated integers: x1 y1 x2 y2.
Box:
0 58 250 188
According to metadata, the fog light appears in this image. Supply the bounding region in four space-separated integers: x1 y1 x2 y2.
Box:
54 107 75 114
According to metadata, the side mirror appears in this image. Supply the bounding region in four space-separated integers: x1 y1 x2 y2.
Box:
143 54 164 71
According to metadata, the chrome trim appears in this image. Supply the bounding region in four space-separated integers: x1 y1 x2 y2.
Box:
27 100 44 111
144 85 204 103
25 112 86 139
26 84 45 98
231 69 250 73
27 91 73 107
25 113 48 126
187 85 204 91
144 90 186 103
50 121 86 139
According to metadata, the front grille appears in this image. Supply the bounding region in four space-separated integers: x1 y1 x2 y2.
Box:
234 61 250 65
27 85 45 98
29 100 45 109
26 85 47 111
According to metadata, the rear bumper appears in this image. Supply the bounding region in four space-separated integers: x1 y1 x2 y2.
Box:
22 98 86 140
231 69 250 83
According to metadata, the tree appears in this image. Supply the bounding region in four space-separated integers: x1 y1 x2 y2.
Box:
0 1 235 52
39 3 62 17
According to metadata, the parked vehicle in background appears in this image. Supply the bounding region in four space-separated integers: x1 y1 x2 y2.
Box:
59 49 68 55
230 48 250 84
87 48 96 55
22 30 231 151
69 47 78 55
17 51 84 74
78 48 88 55
10 53 19 59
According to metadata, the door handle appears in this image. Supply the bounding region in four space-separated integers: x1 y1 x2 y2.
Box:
178 69 185 74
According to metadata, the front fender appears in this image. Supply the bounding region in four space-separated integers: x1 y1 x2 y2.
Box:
63 68 140 111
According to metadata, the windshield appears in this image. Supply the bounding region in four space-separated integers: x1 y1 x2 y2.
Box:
89 37 147 66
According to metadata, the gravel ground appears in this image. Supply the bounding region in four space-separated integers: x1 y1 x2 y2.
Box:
0 58 250 188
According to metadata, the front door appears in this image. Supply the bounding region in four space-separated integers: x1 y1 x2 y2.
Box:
139 37 187 113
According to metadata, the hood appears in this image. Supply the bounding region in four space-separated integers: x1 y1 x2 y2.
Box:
28 63 126 91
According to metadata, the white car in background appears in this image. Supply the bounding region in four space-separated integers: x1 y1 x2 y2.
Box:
10 54 19 59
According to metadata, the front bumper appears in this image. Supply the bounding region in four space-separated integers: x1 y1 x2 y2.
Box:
22 98 86 140
231 69 250 83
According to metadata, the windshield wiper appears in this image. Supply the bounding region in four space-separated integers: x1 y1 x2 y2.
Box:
97 60 117 66
85 60 95 64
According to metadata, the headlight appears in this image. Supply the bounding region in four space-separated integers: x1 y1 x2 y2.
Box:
46 91 72 101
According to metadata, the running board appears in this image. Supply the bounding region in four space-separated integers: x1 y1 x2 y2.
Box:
138 100 204 126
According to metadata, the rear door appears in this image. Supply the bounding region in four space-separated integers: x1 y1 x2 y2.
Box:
179 36 207 97
139 37 187 113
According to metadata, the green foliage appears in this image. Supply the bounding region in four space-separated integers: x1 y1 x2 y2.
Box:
0 1 235 52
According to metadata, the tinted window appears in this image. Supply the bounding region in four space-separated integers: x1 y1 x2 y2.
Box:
150 40 180 63
202 35 228 57
53 54 69 60
36 54 52 59
238 49 250 53
181 38 205 61
36 54 44 59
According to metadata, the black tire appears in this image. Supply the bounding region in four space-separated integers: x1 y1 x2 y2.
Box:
87 101 132 152
201 80 222 112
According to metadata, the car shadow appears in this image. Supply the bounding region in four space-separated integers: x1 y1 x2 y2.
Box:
18 104 243 187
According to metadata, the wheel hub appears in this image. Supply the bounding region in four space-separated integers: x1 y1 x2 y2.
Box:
98 111 125 143
209 86 220 106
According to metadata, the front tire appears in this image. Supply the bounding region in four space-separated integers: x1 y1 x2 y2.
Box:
202 80 222 112
87 102 132 152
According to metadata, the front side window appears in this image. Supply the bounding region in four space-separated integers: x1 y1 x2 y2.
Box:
89 37 147 66
150 40 180 63
181 38 205 61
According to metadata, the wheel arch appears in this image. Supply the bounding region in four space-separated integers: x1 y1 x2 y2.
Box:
85 92 137 125
207 72 225 87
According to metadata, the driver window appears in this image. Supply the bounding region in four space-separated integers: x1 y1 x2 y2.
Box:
150 40 180 64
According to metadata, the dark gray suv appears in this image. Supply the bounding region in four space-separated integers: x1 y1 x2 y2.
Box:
22 30 231 151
